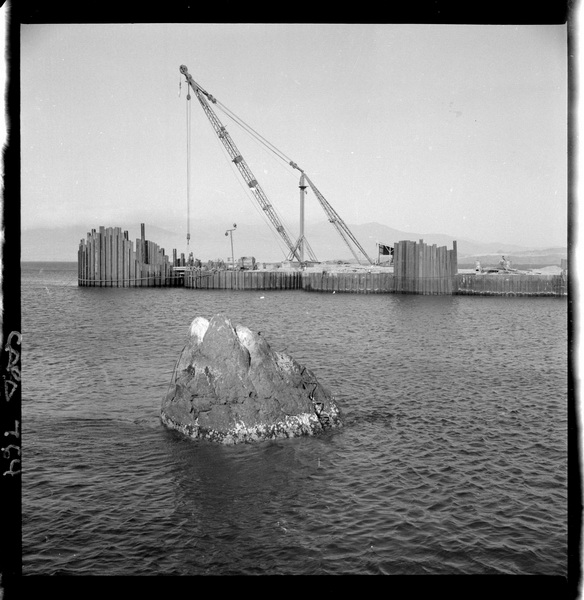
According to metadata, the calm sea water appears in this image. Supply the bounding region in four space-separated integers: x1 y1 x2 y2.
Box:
20 262 568 576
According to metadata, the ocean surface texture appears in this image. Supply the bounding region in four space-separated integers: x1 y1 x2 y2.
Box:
21 262 567 576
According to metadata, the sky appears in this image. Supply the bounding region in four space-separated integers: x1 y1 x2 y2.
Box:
20 23 568 258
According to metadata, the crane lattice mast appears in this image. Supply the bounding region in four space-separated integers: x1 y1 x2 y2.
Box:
180 65 302 262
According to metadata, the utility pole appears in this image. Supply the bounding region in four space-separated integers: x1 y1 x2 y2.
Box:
225 223 237 269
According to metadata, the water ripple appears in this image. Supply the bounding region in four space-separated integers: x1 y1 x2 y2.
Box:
20 268 568 576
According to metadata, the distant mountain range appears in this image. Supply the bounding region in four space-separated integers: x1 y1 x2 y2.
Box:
20 221 567 266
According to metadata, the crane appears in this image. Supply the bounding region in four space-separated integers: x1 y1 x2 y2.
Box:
179 65 373 266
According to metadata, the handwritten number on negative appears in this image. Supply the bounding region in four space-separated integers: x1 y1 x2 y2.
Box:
3 332 22 476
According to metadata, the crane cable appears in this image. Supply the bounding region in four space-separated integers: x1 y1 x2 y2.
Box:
212 100 321 260
211 99 305 247
206 96 299 255
215 99 369 264
213 131 291 261
187 84 291 262
215 99 295 174
185 86 192 253
189 78 358 264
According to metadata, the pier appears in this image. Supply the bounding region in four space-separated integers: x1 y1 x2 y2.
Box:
302 270 394 293
185 269 302 290
455 273 567 296
302 271 566 297
77 226 567 296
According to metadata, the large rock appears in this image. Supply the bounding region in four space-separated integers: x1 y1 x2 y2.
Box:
161 314 343 444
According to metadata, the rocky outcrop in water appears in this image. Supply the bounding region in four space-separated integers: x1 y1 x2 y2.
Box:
161 314 343 444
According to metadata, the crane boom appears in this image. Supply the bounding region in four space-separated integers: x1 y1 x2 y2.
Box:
179 65 302 262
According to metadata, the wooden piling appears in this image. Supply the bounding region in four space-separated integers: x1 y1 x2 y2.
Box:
454 273 566 296
389 239 458 295
79 223 182 287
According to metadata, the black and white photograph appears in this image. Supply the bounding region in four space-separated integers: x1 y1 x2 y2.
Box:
3 2 575 594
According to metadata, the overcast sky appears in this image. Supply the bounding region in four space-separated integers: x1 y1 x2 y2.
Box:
20 23 568 252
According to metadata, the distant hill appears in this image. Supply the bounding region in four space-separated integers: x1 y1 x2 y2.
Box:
20 221 567 266
326 222 531 258
21 222 296 263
